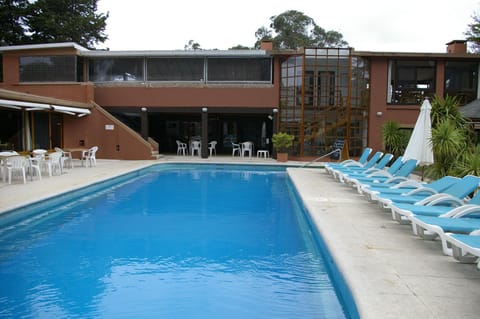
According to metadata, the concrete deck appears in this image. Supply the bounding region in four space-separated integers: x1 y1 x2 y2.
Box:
1 157 479 318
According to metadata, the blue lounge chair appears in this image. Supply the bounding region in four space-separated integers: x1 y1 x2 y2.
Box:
370 176 460 205
408 196 480 256
362 176 459 202
338 153 393 183
387 175 480 223
349 158 417 193
324 147 372 175
332 151 384 182
445 231 480 267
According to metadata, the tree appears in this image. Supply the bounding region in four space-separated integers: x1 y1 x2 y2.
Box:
184 39 201 50
0 0 30 46
229 44 251 50
255 10 348 49
0 0 108 49
381 121 409 157
25 0 108 49
465 10 480 52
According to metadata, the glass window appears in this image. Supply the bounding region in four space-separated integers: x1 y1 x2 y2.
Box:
207 58 271 82
147 58 204 81
388 60 436 105
88 58 144 82
445 61 478 104
19 56 76 82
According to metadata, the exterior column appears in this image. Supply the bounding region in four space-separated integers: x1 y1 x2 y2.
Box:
272 108 278 158
201 107 208 158
140 107 148 140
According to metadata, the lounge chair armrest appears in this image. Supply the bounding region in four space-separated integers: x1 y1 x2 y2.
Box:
440 205 480 218
404 186 437 196
343 161 363 167
339 159 356 165
415 193 465 206
366 170 392 178
391 180 424 189
383 176 409 184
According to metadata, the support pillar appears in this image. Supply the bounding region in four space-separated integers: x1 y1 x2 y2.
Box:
201 107 208 158
140 107 148 140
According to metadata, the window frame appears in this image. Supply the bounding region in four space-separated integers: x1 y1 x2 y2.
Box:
19 55 77 82
387 59 436 105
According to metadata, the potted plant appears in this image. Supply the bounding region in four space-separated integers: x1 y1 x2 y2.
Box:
272 132 294 162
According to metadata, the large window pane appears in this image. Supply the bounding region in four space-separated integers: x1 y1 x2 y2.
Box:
88 58 144 82
445 61 478 104
207 58 271 82
388 60 436 105
19 56 76 82
147 58 204 81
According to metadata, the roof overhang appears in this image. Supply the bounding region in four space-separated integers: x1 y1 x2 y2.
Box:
0 89 92 117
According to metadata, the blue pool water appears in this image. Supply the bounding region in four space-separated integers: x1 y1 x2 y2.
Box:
0 164 354 318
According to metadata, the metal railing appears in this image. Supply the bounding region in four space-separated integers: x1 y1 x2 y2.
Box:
300 148 342 168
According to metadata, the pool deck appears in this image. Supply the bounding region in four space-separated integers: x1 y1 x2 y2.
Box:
1 156 480 319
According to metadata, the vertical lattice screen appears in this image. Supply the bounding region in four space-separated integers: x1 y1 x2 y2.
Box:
279 48 369 157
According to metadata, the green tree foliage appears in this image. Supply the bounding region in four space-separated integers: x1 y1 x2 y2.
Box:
430 95 466 129
0 0 29 45
465 10 480 53
184 40 201 50
381 121 409 157
426 119 467 178
426 95 470 178
255 10 348 49
453 144 480 177
0 0 108 49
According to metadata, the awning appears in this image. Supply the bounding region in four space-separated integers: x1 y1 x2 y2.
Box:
0 98 91 117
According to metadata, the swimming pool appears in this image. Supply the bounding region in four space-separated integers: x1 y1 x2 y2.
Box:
0 164 356 318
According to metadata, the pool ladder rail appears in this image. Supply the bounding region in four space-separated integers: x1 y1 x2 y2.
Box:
300 148 343 168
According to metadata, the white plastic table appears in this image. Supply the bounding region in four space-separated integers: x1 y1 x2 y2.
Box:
256 150 269 158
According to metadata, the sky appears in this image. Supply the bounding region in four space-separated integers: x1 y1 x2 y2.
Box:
97 0 479 53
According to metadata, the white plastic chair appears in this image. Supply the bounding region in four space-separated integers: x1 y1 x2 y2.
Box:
176 140 187 156
44 151 63 177
191 141 201 156
241 141 254 158
28 156 42 180
82 146 98 167
0 151 18 182
208 141 217 156
6 156 27 184
55 147 73 169
232 142 241 157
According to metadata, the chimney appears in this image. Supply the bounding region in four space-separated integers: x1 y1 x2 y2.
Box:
260 40 273 51
446 40 467 54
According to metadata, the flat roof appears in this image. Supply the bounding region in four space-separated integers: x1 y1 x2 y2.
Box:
0 42 88 52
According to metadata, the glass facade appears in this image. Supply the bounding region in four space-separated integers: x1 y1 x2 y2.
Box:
445 61 478 104
147 58 204 81
279 48 369 157
88 57 144 82
19 56 76 82
88 56 272 83
207 58 271 82
387 60 436 104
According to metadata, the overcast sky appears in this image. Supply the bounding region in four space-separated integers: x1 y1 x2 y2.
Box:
97 0 479 53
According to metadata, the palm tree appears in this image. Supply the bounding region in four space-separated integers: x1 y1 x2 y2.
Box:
381 121 408 157
426 119 466 178
430 95 465 129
